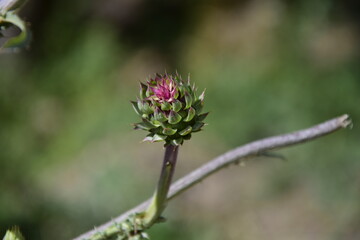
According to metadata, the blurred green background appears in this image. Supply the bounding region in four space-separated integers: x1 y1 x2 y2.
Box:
1 0 360 239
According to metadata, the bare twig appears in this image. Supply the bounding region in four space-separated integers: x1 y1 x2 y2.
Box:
73 114 351 240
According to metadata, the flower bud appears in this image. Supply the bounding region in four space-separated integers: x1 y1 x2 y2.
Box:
133 73 208 146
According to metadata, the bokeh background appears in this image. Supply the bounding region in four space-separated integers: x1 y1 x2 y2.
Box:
1 0 360 239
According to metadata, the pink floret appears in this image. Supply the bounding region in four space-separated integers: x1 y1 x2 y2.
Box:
149 75 177 103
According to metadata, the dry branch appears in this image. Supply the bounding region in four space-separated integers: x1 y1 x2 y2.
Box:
74 114 351 240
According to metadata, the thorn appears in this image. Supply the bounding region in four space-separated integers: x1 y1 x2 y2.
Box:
239 161 246 167
340 114 353 129
199 88 206 101
258 151 287 161
156 216 167 223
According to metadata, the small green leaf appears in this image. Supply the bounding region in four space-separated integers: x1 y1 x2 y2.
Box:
134 122 151 130
134 119 156 130
1 11 30 50
168 110 182 124
154 108 166 122
197 112 209 122
150 119 162 127
171 138 183 146
137 99 144 111
172 100 182 112
178 110 187 118
146 87 152 98
131 101 142 116
183 133 192 140
193 99 203 113
162 128 177 135
143 133 166 142
174 89 179 99
142 135 154 142
152 134 166 142
161 101 171 111
179 126 192 136
184 92 193 109
143 102 154 115
139 82 148 99
138 100 153 115
184 107 196 122
192 122 205 132
150 98 160 107
178 85 186 98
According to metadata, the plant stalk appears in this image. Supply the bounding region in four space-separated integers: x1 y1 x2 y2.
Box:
142 145 179 227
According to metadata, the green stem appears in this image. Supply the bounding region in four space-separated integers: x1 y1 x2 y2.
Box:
142 145 179 227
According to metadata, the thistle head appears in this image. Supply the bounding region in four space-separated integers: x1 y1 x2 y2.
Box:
148 75 177 103
132 73 208 146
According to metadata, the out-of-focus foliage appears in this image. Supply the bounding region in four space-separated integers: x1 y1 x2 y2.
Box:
0 0 359 240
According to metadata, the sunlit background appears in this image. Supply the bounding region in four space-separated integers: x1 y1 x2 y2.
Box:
1 0 360 239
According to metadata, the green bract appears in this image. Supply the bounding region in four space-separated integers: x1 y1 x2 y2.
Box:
132 73 208 146
3 227 24 240
0 0 30 51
